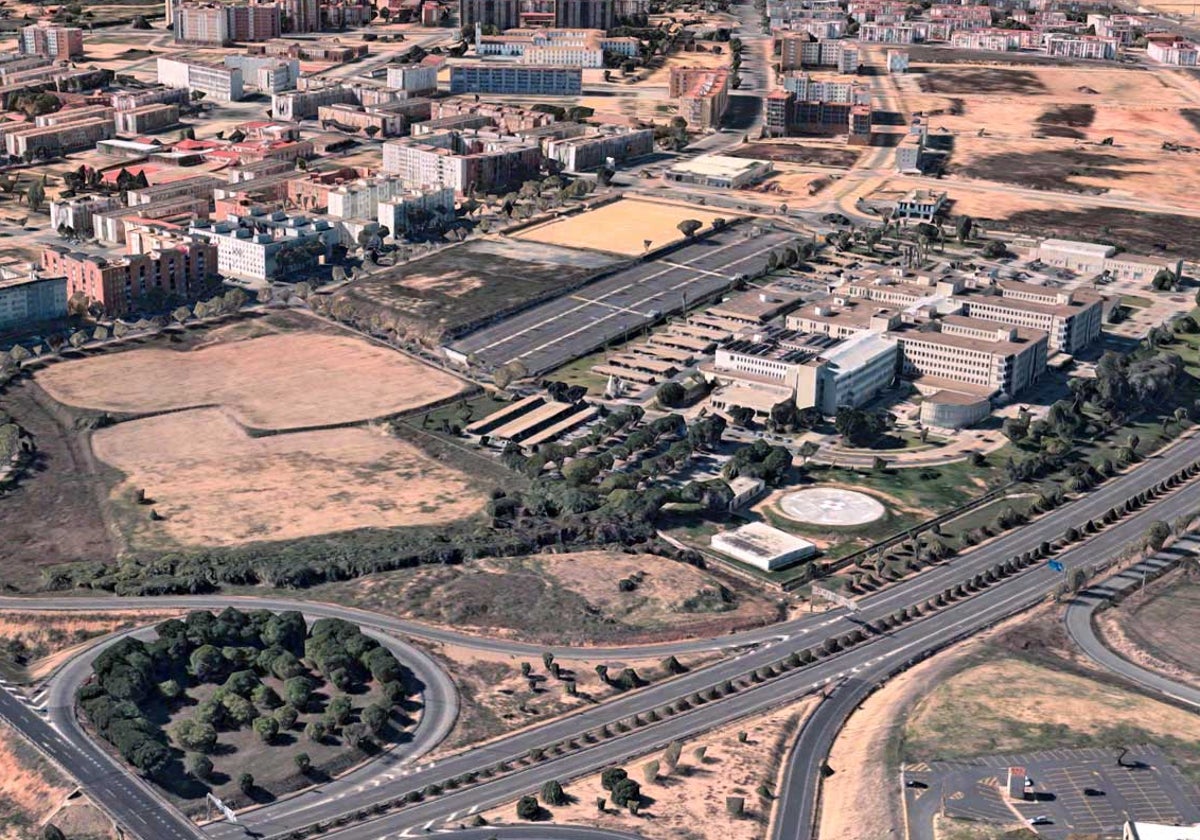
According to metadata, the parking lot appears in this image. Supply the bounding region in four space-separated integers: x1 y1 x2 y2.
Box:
448 225 796 375
903 746 1200 840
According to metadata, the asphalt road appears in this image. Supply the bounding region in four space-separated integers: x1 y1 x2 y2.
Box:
775 458 1200 840
448 226 796 373
201 435 1200 838
1064 538 1200 710
11 615 459 840
9 433 1200 840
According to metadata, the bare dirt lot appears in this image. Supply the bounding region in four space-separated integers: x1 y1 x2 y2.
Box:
999 207 1200 261
330 238 616 342
729 143 862 168
37 330 465 431
916 67 1049 96
513 198 733 257
481 695 819 840
0 609 181 680
0 380 116 590
92 408 485 549
311 551 781 646
950 147 1148 195
426 641 719 755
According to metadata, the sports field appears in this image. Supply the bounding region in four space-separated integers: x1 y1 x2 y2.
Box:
37 332 465 430
93 408 485 548
513 199 735 256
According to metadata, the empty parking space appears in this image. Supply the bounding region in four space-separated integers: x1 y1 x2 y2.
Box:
449 226 796 374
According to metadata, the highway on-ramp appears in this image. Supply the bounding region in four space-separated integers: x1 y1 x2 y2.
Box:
6 431 1200 840
1064 539 1200 710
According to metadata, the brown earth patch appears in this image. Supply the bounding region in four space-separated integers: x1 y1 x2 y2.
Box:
91 408 485 549
37 331 465 431
480 695 820 840
310 551 781 646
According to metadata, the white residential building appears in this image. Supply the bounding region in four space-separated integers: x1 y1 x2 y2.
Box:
223 55 300 92
1148 38 1199 65
157 56 244 101
377 187 456 236
188 211 336 281
50 195 120 237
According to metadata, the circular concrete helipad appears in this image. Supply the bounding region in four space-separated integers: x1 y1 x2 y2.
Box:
779 488 886 527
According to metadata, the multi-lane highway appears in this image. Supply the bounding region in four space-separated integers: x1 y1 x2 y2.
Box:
6 428 1200 840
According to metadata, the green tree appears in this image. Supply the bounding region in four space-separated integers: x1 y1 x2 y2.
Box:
516 794 542 820
42 825 66 840
656 380 686 408
173 719 217 753
362 703 390 735
1146 520 1170 552
677 219 703 238
186 753 213 780
238 772 254 795
253 715 279 743
541 779 568 806
295 752 311 774
26 180 44 213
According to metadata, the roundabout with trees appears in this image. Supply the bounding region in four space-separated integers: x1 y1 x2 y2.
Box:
75 608 434 814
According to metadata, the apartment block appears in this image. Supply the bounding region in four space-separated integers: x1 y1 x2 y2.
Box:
764 77 873 142
458 0 522 30
858 21 923 42
188 212 336 282
127 175 222 208
279 0 319 31
175 0 281 44
40 241 217 314
271 85 356 120
1044 33 1119 60
382 131 543 194
555 0 613 29
36 105 115 127
324 174 410 219
5 119 114 158
543 125 654 171
0 272 66 329
93 196 210 245
669 67 730 131
949 28 1028 51
1148 37 1199 65
50 195 120 238
246 38 368 62
19 22 83 58
386 60 440 96
157 56 244 101
449 63 582 95
115 103 180 134
377 187 456 236
110 86 189 111
223 54 300 92
777 32 858 72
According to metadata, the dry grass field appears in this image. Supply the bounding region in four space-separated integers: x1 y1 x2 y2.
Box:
904 657 1200 779
0 610 181 680
481 696 818 840
92 408 485 548
37 331 465 431
514 199 733 256
1097 571 1200 688
426 641 719 755
313 551 780 645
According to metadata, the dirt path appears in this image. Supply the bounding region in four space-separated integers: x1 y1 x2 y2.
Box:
0 379 117 589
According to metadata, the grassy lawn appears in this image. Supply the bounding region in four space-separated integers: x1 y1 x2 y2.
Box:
549 348 616 395
805 453 1010 517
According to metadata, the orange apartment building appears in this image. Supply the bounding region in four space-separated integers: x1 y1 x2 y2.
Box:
668 67 730 130
41 241 217 313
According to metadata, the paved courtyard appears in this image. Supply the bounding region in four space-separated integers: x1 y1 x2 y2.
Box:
903 745 1200 840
